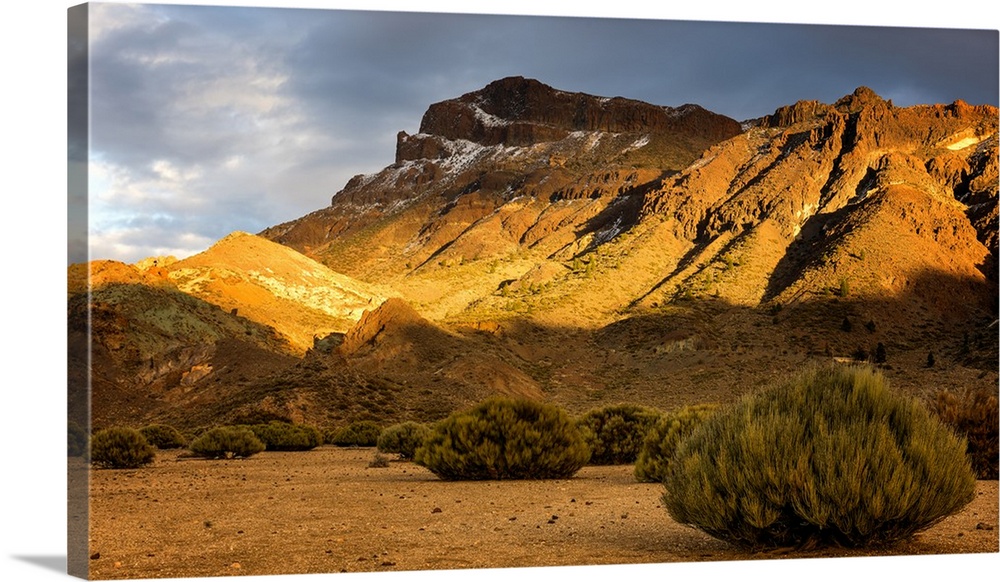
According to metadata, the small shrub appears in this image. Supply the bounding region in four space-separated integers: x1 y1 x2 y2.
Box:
663 365 976 550
190 426 265 459
929 386 999 479
329 420 382 447
68 421 88 457
90 427 155 469
576 404 661 465
249 422 322 451
874 342 887 364
368 452 391 468
139 424 187 449
377 422 431 460
415 397 590 480
634 404 718 483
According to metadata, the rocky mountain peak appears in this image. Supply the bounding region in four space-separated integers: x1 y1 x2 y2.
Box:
411 76 742 151
763 86 891 128
834 86 885 112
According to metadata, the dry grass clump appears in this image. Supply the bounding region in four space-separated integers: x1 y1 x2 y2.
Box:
139 424 188 449
90 427 156 469
415 397 590 480
377 422 431 460
929 386 999 479
577 404 661 465
249 421 323 451
634 404 717 483
328 421 382 447
190 426 265 459
663 365 976 550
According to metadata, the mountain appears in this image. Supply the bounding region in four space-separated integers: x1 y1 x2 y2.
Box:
262 81 996 329
74 78 998 431
257 78 996 414
260 76 743 321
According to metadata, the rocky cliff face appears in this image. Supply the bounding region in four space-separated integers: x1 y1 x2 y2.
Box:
416 76 741 147
635 86 997 312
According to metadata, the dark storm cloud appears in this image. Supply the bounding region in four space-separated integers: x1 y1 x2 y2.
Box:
85 2 998 263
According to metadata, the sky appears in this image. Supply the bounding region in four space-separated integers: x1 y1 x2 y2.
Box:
70 1 1000 264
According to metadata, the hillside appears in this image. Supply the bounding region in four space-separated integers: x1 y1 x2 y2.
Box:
164 231 394 353
75 78 998 430
260 76 743 320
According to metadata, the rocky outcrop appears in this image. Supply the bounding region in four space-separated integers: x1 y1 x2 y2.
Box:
338 297 428 355
762 99 834 128
415 76 741 150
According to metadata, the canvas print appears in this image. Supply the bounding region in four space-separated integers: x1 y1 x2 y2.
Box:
67 2 999 580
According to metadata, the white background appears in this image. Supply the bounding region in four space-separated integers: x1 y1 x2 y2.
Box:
1 1 997 581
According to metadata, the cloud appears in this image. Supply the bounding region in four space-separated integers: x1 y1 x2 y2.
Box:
87 4 343 262
82 3 998 265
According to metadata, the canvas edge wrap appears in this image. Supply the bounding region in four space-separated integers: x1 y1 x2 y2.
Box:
67 3 91 579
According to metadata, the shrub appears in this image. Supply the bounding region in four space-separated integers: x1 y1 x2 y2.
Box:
190 426 265 458
576 404 661 465
377 422 431 460
634 404 718 483
368 452 391 468
90 427 155 469
929 386 999 479
68 421 88 457
414 397 590 480
663 365 976 550
874 342 887 364
249 421 322 451
139 424 187 449
329 420 382 447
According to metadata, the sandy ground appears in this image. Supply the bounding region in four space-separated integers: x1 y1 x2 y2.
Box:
83 447 998 580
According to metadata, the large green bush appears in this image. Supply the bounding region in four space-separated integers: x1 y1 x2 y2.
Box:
929 386 999 479
139 424 187 449
634 404 717 483
377 422 431 460
414 397 590 480
663 365 976 549
190 426 265 458
576 404 661 465
90 427 155 469
249 422 322 451
328 420 382 447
